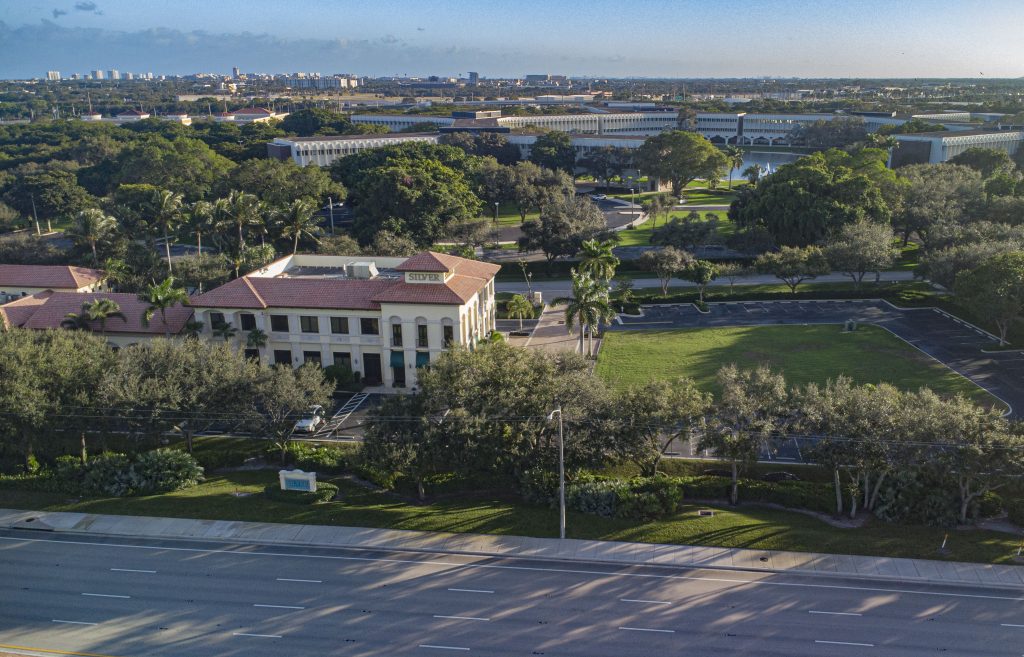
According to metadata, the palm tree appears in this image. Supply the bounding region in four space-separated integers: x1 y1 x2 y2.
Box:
139 277 190 338
505 294 535 331
152 189 184 274
68 209 118 266
61 298 126 336
101 257 130 291
561 270 615 357
278 199 322 254
226 190 262 252
183 319 205 339
247 328 268 361
188 200 214 254
742 163 765 186
578 239 620 285
213 322 238 342
724 145 744 189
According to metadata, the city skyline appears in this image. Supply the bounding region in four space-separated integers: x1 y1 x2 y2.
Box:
1 0 1024 80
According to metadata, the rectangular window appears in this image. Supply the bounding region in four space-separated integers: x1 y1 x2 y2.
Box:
360 318 379 335
270 315 289 332
243 348 259 360
443 325 454 347
209 312 225 329
273 349 291 366
239 313 256 331
417 324 428 349
300 316 319 333
391 323 403 347
330 317 349 334
303 351 322 365
332 352 351 369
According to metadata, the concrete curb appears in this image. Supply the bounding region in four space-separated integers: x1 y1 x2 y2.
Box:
3 508 1023 593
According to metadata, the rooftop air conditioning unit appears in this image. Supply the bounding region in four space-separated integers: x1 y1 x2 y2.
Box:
345 262 378 279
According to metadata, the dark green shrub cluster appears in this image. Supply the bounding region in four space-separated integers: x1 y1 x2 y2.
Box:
46 450 203 497
1007 499 1024 527
975 491 1004 519
284 442 357 474
262 482 339 504
567 476 683 520
874 469 962 528
192 448 252 472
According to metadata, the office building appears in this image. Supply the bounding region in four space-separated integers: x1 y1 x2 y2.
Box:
91 70 104 80
46 71 61 81
891 130 1024 166
468 72 479 85
108 70 121 80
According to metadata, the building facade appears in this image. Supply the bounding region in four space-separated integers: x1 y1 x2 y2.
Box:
0 265 107 303
349 111 677 136
891 130 1024 166
189 252 499 390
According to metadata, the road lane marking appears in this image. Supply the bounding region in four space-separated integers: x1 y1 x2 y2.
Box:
419 645 470 651
276 577 322 583
109 568 156 573
254 604 305 610
447 588 493 594
233 632 282 638
809 611 862 616
815 640 874 647
1001 623 1024 627
619 627 675 633
620 598 671 605
5 534 1022 603
52 620 98 626
81 593 130 599
434 615 490 621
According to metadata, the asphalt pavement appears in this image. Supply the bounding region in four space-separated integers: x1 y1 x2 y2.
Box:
2 528 1023 657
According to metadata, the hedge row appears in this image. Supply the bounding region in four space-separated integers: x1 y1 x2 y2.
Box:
0 450 204 497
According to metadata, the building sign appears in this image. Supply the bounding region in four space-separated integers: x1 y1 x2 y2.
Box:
406 272 446 284
279 469 317 492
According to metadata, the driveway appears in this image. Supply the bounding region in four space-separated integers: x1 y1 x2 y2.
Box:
610 299 1024 418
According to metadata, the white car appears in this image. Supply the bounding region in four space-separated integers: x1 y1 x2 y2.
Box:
590 193 607 201
293 405 325 433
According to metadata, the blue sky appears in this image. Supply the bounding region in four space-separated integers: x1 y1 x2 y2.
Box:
1 0 1023 79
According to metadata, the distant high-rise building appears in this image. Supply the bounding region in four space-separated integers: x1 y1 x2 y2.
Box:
124 72 134 80
468 71 479 85
146 72 154 80
70 73 80 80
46 71 61 81
109 70 120 80
232 66 240 78
91 70 104 80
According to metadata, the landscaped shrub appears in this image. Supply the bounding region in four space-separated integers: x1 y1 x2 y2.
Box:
286 442 356 474
975 491 1004 519
1007 499 1024 527
80 453 134 497
352 463 398 490
567 480 626 518
874 468 961 528
518 467 559 505
262 481 339 504
130 449 204 494
193 448 251 471
566 476 684 520
679 475 732 500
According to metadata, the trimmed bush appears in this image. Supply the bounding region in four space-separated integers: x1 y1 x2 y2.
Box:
975 491 1004 519
263 481 339 504
81 453 134 497
193 448 251 472
1007 499 1024 527
130 449 204 494
286 442 356 474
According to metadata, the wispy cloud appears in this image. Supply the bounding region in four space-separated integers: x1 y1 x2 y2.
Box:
51 9 68 18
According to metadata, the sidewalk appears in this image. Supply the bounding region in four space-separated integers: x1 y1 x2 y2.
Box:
3 507 1022 591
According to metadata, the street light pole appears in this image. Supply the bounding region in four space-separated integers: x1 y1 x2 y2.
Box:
548 407 565 540
327 196 335 235
493 202 499 225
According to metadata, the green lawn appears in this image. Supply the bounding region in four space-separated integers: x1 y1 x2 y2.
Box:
1 469 1018 564
595 325 1000 408
614 210 733 247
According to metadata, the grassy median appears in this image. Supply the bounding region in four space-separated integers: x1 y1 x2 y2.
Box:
1 469 1020 564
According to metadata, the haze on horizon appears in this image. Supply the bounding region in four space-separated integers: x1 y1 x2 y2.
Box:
1 0 1022 80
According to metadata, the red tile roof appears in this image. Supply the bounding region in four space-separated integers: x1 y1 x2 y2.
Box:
117 109 149 117
190 252 498 309
0 265 106 290
233 107 274 115
0 292 193 335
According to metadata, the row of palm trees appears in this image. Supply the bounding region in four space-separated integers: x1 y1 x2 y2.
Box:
561 239 620 357
62 277 190 339
68 189 325 277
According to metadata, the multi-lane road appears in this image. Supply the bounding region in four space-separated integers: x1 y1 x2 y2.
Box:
1 529 1022 656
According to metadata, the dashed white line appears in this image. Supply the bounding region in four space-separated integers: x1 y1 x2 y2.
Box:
618 627 675 633
276 577 322 583
254 604 305 610
815 640 874 647
81 593 130 599
620 598 671 605
433 615 490 622
52 620 97 626
809 611 863 616
233 632 282 639
110 568 156 573
1001 623 1024 628
419 645 470 651
447 588 493 594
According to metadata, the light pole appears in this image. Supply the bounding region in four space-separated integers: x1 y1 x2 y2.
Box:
327 196 335 235
493 201 499 225
548 407 565 540
630 187 636 212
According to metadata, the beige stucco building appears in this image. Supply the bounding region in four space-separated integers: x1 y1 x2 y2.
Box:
0 265 107 303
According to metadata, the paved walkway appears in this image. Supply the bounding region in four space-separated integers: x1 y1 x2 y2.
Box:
506 303 580 354
2 507 1022 591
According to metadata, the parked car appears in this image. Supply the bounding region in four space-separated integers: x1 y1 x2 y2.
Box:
293 405 325 433
590 193 607 201
760 471 800 482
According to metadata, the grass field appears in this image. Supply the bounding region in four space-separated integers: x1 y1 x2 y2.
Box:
595 325 999 407
0 469 1018 564
614 210 732 247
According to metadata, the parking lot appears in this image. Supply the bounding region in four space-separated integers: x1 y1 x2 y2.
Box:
612 299 1024 418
